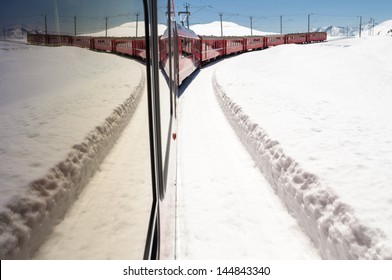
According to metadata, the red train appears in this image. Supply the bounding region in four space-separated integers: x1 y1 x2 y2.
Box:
27 29 326 85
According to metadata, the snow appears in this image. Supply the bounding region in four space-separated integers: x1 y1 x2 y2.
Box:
1 19 392 260
0 41 143 209
0 27 43 40
85 21 167 37
176 64 320 259
316 20 392 38
373 19 392 36
0 40 145 258
213 36 392 258
34 86 152 260
190 21 274 36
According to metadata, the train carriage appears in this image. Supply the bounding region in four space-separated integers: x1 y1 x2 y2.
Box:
286 33 307 44
27 34 47 45
93 37 115 52
47 35 62 46
225 37 245 55
177 25 201 84
114 38 134 56
161 24 201 85
199 36 225 63
265 34 285 47
307 32 328 43
133 37 147 60
73 36 93 49
60 35 73 46
244 36 267 51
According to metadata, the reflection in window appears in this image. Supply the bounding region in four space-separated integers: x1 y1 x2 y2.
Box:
0 0 152 260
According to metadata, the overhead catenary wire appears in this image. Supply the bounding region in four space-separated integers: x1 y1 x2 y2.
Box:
1 2 377 37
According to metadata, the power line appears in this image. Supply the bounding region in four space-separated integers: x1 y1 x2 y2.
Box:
178 3 191 28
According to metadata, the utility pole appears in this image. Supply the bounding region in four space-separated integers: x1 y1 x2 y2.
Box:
178 4 191 28
105 17 108 37
369 17 375 36
74 16 77 36
185 3 190 29
220 12 223 37
280 15 283 34
308 14 311 33
250 16 253 36
3 27 5 40
135 12 140 37
44 15 47 35
359 16 362 38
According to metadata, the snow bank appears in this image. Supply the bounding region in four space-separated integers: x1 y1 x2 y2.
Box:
213 75 392 259
0 76 144 260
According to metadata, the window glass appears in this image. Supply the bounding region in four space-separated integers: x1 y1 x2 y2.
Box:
0 0 151 260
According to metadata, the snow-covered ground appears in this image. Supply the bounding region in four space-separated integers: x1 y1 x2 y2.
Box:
214 36 392 258
34 86 152 260
1 19 392 259
176 63 320 259
0 40 145 258
0 40 143 210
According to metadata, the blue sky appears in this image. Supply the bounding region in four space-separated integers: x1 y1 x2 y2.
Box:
0 0 143 34
1 0 391 34
175 0 392 32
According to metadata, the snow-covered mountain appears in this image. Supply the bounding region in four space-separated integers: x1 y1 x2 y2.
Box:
313 25 357 37
191 19 392 37
190 21 274 36
1 26 44 40
373 19 392 36
84 21 167 37
314 19 392 37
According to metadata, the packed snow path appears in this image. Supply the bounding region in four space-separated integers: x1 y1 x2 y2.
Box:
176 63 320 259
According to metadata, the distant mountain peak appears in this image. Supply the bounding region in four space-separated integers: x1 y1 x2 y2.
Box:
1 26 44 40
314 19 392 37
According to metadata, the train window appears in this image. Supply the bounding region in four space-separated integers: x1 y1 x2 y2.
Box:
1 0 153 260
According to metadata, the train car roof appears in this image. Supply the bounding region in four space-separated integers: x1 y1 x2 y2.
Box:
162 23 199 39
198 35 265 39
198 35 225 39
265 34 285 37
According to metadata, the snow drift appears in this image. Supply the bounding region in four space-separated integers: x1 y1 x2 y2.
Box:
213 75 392 259
0 76 144 260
